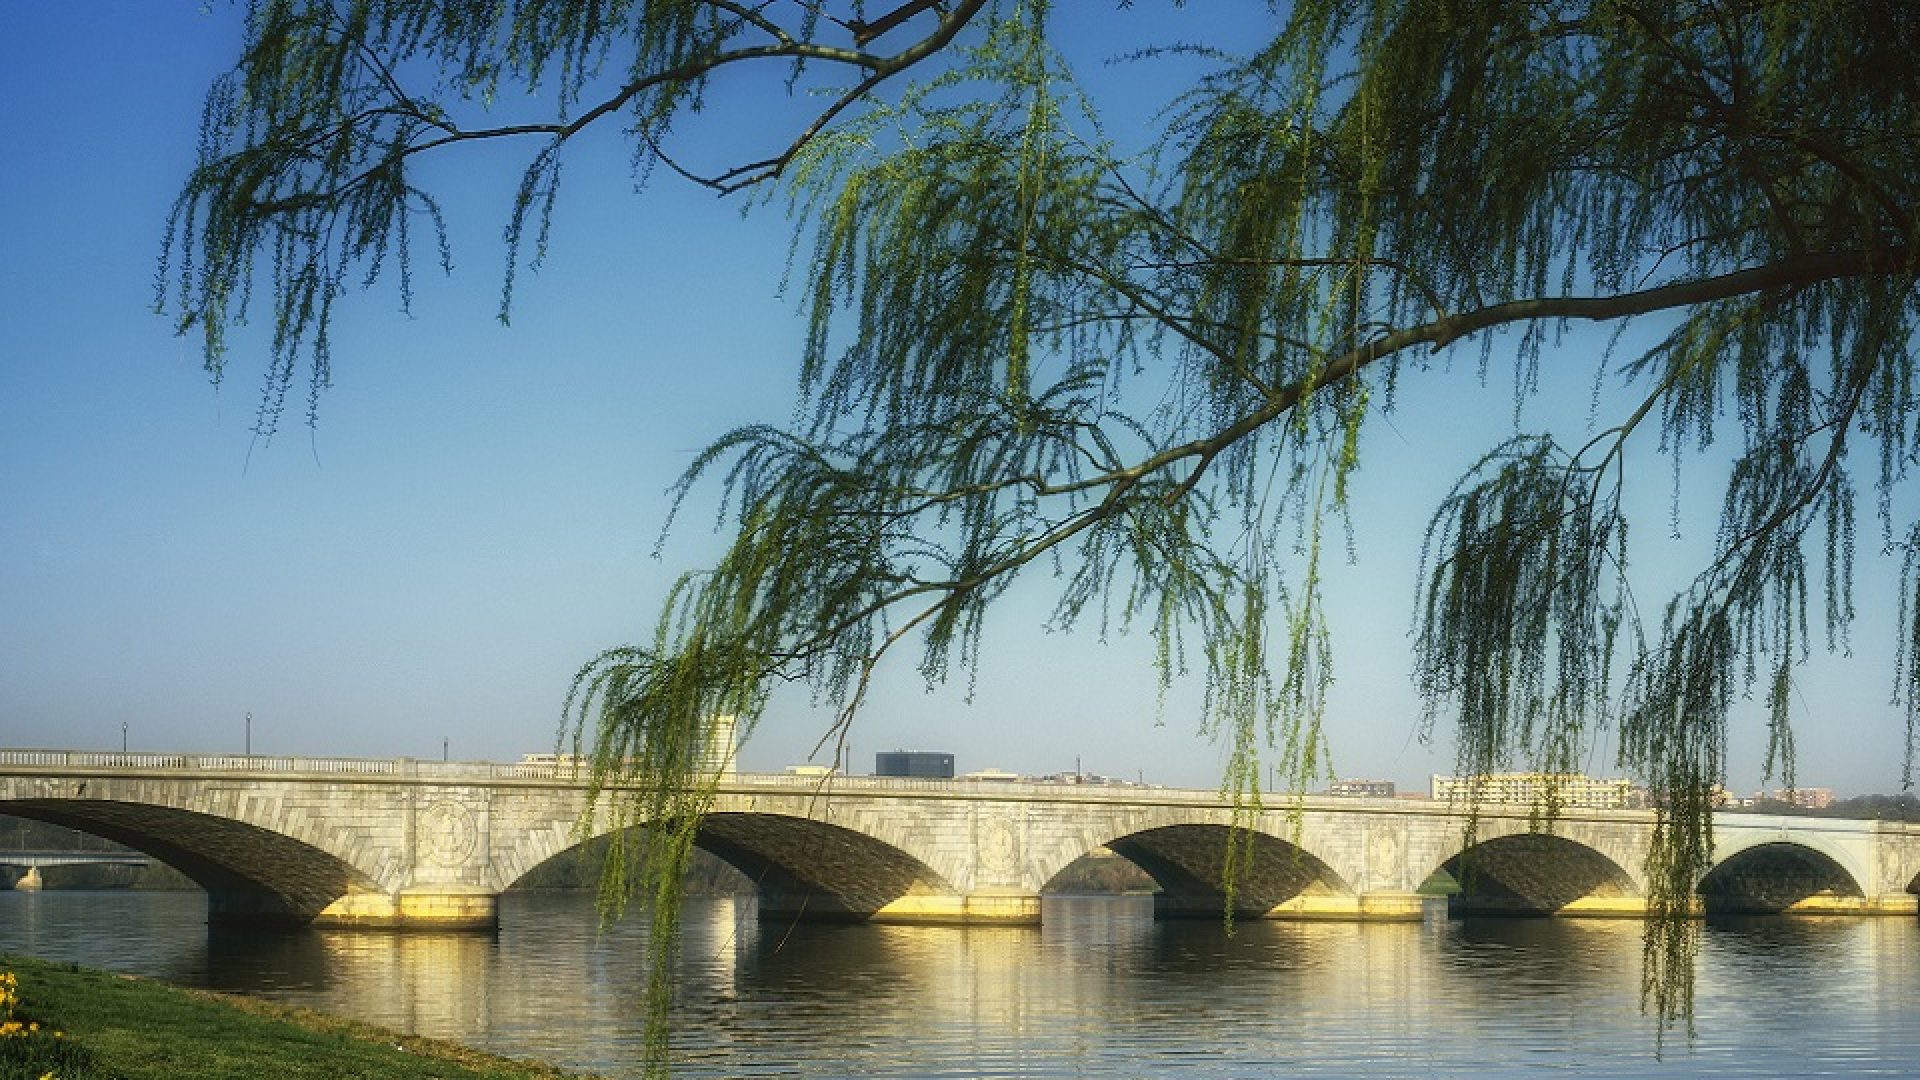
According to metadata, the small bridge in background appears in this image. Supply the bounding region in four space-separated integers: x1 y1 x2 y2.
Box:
0 849 150 890
3 748 1917 929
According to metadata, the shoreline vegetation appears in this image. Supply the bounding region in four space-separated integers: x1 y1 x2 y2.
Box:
0 954 596 1080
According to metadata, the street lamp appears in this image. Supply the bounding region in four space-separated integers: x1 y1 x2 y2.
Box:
121 723 127 754
245 712 252 757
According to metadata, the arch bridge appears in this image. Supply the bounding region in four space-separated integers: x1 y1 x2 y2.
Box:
3 749 1916 929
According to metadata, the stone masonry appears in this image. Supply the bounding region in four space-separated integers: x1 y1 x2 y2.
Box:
2 750 1917 929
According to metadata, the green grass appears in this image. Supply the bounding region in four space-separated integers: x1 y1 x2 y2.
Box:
0 954 597 1080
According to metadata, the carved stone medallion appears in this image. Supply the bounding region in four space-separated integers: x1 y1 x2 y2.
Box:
1366 823 1405 889
978 816 1021 880
419 799 478 867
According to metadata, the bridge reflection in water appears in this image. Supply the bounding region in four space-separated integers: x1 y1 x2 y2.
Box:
5 889 1920 1077
2 748 1917 930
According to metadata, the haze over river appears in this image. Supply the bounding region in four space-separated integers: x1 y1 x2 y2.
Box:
2 890 1918 1077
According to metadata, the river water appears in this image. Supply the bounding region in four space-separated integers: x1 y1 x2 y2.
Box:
2 889 1917 1077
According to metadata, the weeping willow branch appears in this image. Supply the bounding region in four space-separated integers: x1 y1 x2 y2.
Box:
169 5 1920 1074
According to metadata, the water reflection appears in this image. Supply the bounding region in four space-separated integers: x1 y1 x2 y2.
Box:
3 890 1920 1077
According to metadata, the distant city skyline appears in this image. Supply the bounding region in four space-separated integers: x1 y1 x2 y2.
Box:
5 4 1917 799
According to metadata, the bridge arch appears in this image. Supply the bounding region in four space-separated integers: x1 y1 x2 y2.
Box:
1437 832 1643 916
1044 821 1354 919
0 798 384 926
1698 840 1865 914
505 811 961 923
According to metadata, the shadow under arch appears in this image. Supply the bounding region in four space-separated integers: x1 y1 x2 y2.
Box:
504 812 960 923
1086 824 1352 919
1441 833 1641 916
1698 842 1863 915
0 798 382 927
506 828 753 893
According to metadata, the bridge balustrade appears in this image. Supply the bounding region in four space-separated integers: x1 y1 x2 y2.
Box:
0 749 1266 799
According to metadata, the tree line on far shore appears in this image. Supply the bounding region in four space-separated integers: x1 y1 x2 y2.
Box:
1728 793 1920 822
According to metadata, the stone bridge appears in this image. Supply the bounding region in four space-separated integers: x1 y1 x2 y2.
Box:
3 749 1917 929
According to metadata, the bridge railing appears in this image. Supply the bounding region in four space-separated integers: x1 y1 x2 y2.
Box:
0 749 1394 806
0 749 1541 802
0 749 1229 797
0 750 409 775
6 749 1920 833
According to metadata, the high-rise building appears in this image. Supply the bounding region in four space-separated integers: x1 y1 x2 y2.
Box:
700 714 738 779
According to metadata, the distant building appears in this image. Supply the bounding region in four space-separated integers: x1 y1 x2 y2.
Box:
876 751 954 779
1431 772 1647 810
1755 787 1835 810
521 719 738 779
700 715 739 779
1037 772 1152 787
963 768 1021 782
1327 779 1396 798
784 763 835 778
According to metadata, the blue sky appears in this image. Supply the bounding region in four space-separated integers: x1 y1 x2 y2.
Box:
3 3 1914 795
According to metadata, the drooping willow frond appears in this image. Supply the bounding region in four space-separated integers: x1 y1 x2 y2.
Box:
170 2 1920 1072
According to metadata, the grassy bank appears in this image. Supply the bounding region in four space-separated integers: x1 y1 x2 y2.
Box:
0 954 596 1080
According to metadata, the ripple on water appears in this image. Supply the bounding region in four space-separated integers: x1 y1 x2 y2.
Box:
4 890 1920 1077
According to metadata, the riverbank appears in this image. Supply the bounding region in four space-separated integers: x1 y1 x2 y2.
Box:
0 953 596 1080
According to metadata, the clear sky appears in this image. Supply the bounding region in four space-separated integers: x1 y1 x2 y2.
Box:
3 3 1915 796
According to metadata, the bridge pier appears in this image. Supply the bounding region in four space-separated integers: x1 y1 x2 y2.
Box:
310 887 499 931
756 887 1041 925
1444 892 1920 918
13 865 42 891
202 887 499 931
869 889 1041 925
1153 889 1427 921
1700 892 1919 917
1446 894 1652 918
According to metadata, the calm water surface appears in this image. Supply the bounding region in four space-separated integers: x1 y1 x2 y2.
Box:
2 890 1917 1077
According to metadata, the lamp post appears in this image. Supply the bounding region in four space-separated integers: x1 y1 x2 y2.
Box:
245 712 252 757
442 737 449 763
121 723 127 754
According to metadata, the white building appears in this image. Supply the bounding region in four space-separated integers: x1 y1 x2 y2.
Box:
1430 772 1646 810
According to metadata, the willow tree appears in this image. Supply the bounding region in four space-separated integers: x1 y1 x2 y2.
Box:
165 0 1919 1066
